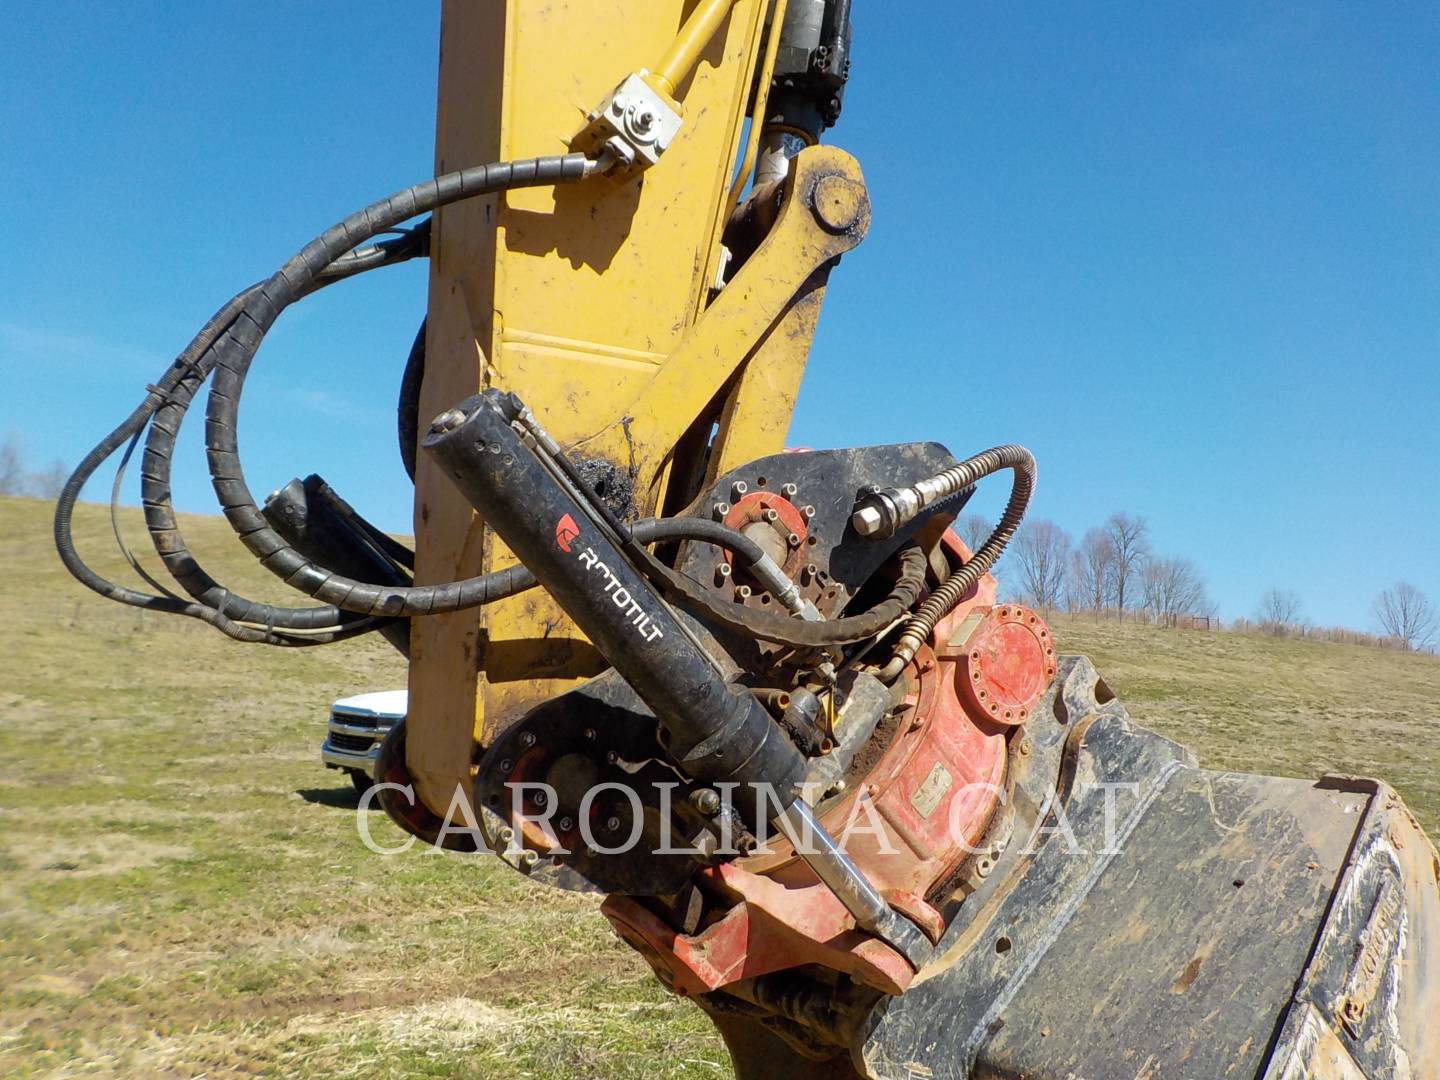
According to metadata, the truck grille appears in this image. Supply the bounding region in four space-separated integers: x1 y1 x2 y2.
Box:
332 712 380 728
331 732 378 753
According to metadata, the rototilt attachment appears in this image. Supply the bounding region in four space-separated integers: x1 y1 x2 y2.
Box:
423 389 930 968
416 390 1440 1080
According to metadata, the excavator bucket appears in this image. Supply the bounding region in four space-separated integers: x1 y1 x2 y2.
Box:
846 658 1440 1080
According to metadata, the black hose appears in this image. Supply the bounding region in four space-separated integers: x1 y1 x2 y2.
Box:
66 160 582 633
52 286 369 645
137 236 428 631
642 541 928 647
197 154 596 618
56 226 430 639
878 447 1035 679
397 319 426 482
53 392 381 646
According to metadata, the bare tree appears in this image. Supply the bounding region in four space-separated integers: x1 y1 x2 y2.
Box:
1141 555 1210 627
1103 512 1150 620
0 435 26 495
957 514 991 554
25 459 69 499
1011 520 1071 610
1256 588 1303 635
0 436 69 499
1374 582 1437 651
1069 528 1116 615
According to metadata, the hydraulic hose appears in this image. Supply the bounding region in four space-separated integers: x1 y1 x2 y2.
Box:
198 154 599 618
57 225 434 639
875 446 1036 681
52 286 376 645
137 228 432 631
643 541 929 647
59 156 594 638
396 319 426 482
54 398 382 647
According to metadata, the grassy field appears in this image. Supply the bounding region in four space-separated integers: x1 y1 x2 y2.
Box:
2 494 1437 1077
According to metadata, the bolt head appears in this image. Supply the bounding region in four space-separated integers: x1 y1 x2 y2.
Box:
852 506 884 536
691 789 721 815
430 407 467 434
781 482 798 498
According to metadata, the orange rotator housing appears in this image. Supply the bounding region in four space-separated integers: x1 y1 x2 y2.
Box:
604 530 1056 996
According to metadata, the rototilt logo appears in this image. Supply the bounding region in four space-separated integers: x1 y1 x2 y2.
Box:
555 513 580 553
556 515 665 643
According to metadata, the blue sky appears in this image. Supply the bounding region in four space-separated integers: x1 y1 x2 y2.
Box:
2 2 1436 630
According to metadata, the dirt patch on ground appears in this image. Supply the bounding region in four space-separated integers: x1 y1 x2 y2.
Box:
6 833 192 878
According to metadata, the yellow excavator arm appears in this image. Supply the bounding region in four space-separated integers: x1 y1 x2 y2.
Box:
411 0 867 812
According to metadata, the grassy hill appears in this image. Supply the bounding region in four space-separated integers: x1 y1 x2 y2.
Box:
2 494 1437 1077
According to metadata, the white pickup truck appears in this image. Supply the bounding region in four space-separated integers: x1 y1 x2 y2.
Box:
320 689 406 793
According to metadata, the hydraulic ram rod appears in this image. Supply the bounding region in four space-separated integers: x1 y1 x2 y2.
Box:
422 390 930 967
422 390 807 825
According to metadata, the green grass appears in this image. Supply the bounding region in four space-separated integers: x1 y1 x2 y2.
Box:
1 494 1437 1076
0 496 724 1078
1050 612 1440 833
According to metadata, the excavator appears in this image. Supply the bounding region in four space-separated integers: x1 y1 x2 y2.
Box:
55 3 1440 1077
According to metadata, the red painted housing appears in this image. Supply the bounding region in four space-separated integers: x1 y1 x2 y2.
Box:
607 530 1057 996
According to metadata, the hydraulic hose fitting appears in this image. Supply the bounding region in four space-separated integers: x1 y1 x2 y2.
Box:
867 446 1038 682
850 486 916 539
852 445 1032 539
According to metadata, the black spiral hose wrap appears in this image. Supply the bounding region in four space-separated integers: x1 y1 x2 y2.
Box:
200 155 595 618
878 445 1036 680
55 157 591 638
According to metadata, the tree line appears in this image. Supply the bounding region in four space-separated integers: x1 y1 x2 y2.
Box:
964 510 1436 653
963 511 1214 627
1248 582 1436 653
0 435 68 499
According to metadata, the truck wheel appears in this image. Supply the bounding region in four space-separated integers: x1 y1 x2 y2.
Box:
349 769 374 797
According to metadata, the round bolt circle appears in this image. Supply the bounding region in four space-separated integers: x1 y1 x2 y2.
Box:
958 605 1056 728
